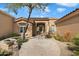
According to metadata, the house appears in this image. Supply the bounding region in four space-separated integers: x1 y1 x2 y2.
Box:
14 17 56 37
55 9 79 36
0 10 56 37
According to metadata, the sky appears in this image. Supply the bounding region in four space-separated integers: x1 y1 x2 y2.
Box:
0 3 79 19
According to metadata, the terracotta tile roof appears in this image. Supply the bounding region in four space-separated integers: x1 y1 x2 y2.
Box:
15 17 57 23
55 8 79 24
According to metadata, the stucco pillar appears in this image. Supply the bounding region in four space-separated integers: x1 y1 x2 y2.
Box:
45 22 49 34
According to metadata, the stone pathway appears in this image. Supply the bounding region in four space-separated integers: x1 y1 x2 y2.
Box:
19 35 73 56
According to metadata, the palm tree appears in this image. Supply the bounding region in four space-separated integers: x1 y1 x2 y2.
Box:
6 3 48 40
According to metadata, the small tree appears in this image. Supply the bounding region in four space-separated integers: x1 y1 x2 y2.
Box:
6 3 48 40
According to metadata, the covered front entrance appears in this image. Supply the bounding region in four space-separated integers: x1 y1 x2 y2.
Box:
32 22 46 36
36 23 45 35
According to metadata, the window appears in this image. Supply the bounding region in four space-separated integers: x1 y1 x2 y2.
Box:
49 25 56 32
19 27 26 33
19 27 23 33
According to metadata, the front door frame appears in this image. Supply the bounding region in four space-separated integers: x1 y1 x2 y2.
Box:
36 23 45 35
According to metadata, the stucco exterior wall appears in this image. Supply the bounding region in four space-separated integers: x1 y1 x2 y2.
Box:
13 23 19 33
0 13 14 37
49 20 56 33
14 21 32 37
56 15 79 36
49 20 56 26
14 19 56 37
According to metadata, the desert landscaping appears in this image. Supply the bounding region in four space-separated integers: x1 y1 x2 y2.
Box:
0 3 79 56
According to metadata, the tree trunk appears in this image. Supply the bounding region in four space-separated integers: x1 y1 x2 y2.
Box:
22 7 33 40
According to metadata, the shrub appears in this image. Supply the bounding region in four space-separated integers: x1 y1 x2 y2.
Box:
54 32 72 42
8 33 20 37
68 44 79 51
0 35 8 41
73 34 79 46
53 34 64 42
67 34 79 56
67 43 79 56
73 37 79 45
0 33 20 41
73 51 79 56
16 39 23 49
15 37 29 49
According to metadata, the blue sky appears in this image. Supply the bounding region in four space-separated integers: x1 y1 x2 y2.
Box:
0 3 79 19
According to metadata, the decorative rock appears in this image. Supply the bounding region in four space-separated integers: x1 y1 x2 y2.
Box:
0 38 19 56
0 41 9 51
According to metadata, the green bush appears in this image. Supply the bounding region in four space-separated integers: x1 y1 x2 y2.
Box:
16 37 29 49
54 32 72 42
53 34 64 42
8 33 20 37
73 37 79 45
73 34 79 46
0 33 20 41
67 34 79 56
68 45 79 51
73 51 79 56
67 43 79 56
16 39 23 49
0 35 8 41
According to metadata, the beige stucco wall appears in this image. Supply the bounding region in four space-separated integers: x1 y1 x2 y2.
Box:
14 21 32 37
14 19 56 37
13 23 19 33
49 20 56 34
0 13 14 37
56 15 79 36
49 20 56 26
